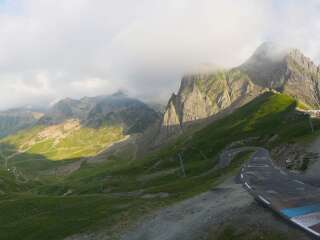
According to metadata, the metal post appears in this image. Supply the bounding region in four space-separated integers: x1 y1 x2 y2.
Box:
309 117 314 133
178 153 186 177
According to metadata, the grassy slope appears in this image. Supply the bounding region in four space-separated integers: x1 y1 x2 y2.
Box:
29 126 123 160
1 123 124 161
210 225 291 240
0 92 318 240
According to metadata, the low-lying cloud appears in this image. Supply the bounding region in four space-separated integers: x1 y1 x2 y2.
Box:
0 0 320 109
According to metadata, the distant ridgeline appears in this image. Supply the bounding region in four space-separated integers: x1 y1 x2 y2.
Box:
0 107 44 138
0 92 160 162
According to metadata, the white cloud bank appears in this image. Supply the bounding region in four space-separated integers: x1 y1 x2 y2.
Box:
0 0 319 109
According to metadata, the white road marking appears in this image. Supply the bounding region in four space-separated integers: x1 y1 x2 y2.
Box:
258 195 271 205
240 147 320 237
291 211 320 228
247 164 269 168
266 189 278 195
294 180 305 185
291 218 320 237
244 182 252 190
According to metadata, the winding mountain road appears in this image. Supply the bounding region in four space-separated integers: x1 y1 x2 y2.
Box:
239 147 320 238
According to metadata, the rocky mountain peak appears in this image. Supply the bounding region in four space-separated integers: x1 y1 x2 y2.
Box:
242 42 319 78
38 92 160 135
250 42 290 61
157 68 262 143
111 90 128 98
287 48 320 74
240 42 320 107
157 42 320 143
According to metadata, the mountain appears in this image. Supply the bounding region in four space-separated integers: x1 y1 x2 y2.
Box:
38 96 105 125
2 92 315 240
241 41 320 107
158 69 264 141
0 92 160 161
0 107 44 138
39 92 159 135
158 42 320 142
145 101 166 114
1 43 320 240
86 94 160 134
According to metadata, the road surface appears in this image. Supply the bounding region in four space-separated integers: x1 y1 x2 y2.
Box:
241 147 320 238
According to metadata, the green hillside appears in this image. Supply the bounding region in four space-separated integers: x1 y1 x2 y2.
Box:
50 92 316 195
0 119 124 161
0 92 318 240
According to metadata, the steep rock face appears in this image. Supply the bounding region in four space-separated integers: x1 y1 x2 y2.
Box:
241 42 320 107
283 50 320 107
158 69 262 141
178 75 214 123
162 94 181 127
159 94 183 138
158 42 320 142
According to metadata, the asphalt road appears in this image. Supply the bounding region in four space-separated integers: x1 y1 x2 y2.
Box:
241 148 320 238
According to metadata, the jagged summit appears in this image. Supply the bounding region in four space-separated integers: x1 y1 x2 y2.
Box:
111 90 128 98
251 41 314 66
157 42 320 143
248 42 290 61
241 42 320 106
38 92 160 134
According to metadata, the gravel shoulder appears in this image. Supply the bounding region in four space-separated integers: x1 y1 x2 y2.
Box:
120 176 311 240
65 175 311 240
120 177 251 240
65 147 313 240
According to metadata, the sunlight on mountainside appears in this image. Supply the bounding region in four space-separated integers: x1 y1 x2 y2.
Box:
0 93 316 240
1 1 320 239
0 119 125 160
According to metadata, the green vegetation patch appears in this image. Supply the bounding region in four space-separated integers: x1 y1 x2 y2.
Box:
0 193 155 240
0 122 124 161
0 92 318 239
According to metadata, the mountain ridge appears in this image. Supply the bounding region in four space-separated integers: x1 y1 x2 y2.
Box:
157 42 320 142
0 107 44 138
38 93 160 134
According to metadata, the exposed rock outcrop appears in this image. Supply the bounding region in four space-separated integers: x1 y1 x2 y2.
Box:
241 42 320 107
157 69 264 142
38 93 160 134
157 42 320 143
86 94 160 134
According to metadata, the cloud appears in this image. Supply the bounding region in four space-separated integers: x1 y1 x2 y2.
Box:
0 0 318 109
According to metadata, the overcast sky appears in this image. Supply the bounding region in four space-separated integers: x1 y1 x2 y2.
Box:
0 0 320 110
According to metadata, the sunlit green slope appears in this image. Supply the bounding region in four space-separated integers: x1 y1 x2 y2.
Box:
0 92 316 240
0 119 124 161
